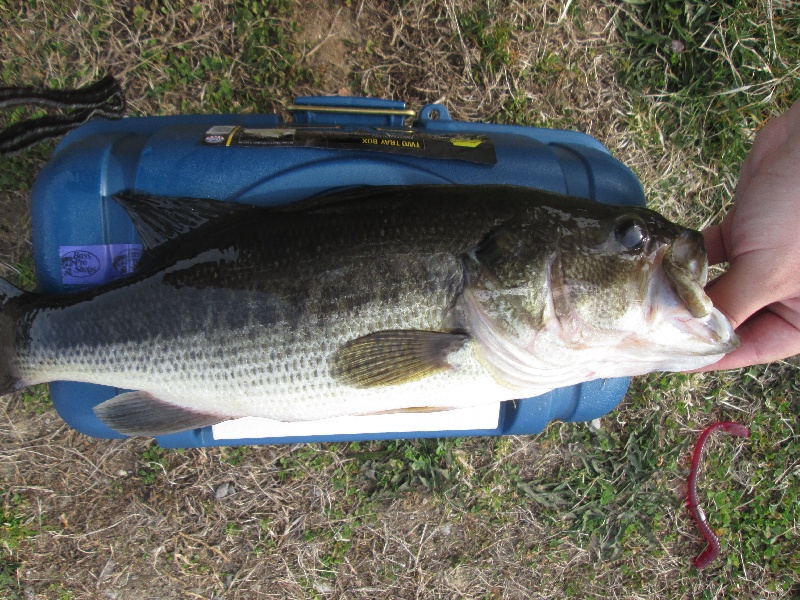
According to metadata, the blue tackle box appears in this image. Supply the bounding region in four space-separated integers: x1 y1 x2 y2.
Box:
30 96 645 448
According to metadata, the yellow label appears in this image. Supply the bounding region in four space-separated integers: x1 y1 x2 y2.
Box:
450 138 483 148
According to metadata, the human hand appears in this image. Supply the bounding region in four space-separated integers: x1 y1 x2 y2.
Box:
695 99 800 371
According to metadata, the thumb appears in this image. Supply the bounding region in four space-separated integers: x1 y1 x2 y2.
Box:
692 309 800 370
702 223 728 266
705 252 775 329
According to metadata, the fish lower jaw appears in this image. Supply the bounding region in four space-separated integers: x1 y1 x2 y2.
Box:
657 307 738 355
595 311 738 376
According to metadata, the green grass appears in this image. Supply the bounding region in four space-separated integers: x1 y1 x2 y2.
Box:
0 493 34 598
456 2 514 80
349 438 465 494
3 255 36 292
614 0 800 168
19 384 52 415
137 443 171 485
720 368 800 580
220 445 250 466
522 414 681 565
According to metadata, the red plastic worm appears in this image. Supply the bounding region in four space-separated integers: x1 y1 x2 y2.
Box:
686 421 750 569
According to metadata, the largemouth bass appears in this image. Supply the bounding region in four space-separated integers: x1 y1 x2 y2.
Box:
0 185 737 436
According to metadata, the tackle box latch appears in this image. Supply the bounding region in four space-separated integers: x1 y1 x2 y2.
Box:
288 96 416 128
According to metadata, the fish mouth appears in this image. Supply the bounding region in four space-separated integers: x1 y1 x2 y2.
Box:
647 231 738 357
666 306 739 355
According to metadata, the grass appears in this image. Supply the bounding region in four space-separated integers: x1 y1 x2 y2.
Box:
0 0 798 598
456 1 515 82
0 493 32 595
613 0 800 224
615 0 800 133
137 442 171 486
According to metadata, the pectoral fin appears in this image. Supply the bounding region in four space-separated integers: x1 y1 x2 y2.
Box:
93 391 228 437
332 330 469 388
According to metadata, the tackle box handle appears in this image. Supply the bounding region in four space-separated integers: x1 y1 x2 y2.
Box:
289 96 416 127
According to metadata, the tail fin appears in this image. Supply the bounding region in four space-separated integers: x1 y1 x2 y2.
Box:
0 278 25 395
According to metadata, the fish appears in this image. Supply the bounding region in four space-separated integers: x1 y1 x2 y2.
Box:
0 185 737 437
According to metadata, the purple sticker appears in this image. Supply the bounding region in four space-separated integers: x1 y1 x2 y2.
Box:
112 247 143 275
59 244 143 285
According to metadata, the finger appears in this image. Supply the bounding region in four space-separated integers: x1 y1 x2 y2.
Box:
704 252 777 329
692 310 800 371
740 102 800 183
702 224 727 266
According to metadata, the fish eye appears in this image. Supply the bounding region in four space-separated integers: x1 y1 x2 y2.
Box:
614 217 648 252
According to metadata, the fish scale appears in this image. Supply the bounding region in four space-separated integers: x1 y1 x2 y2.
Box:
16 245 477 421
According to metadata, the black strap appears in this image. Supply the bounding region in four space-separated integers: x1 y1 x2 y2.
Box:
0 74 126 157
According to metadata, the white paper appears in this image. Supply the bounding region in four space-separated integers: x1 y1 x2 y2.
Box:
211 402 501 440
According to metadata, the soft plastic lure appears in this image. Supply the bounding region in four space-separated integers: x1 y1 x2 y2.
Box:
687 421 750 569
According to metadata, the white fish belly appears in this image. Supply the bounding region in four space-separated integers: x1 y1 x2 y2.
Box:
18 286 537 421
24 327 523 422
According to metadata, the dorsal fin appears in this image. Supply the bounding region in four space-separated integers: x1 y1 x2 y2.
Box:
113 192 256 250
